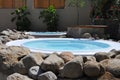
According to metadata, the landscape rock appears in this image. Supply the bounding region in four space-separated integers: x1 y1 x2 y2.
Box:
38 71 57 80
1 30 10 36
0 49 18 71
115 54 120 59
97 72 120 80
83 61 105 77
59 56 83 78
0 29 35 43
12 61 27 74
100 59 120 77
22 53 44 71
0 46 31 75
83 56 96 62
82 33 92 38
31 52 48 59
7 73 33 80
29 66 44 79
59 52 74 63
94 52 110 62
109 49 120 58
41 53 64 74
7 46 30 60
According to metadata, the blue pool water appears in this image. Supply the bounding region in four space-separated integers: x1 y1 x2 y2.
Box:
22 39 110 52
25 32 66 36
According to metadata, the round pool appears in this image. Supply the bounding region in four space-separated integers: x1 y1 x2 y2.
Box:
25 32 66 37
6 38 120 55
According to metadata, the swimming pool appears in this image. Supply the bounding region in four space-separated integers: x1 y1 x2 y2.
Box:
6 38 120 55
25 32 66 37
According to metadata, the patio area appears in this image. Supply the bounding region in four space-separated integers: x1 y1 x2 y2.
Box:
0 0 120 80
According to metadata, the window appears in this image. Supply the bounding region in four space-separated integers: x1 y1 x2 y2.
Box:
34 0 65 9
0 0 26 8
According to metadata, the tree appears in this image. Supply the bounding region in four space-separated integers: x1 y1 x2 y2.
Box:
67 0 85 25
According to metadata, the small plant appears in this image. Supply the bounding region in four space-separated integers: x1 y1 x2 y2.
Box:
11 6 31 31
39 5 59 32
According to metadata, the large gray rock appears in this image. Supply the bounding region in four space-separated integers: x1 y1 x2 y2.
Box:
0 49 18 71
59 52 74 63
0 29 35 43
115 54 120 59
22 53 44 71
12 61 27 74
31 52 48 59
83 56 96 62
7 46 30 58
82 33 92 38
1 30 10 36
59 56 83 78
94 52 110 62
97 72 120 80
100 59 120 78
29 66 44 79
38 71 57 80
84 61 105 77
108 49 120 58
41 54 64 74
0 46 30 75
7 73 33 80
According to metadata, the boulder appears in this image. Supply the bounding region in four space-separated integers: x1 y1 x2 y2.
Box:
97 72 120 80
108 49 120 58
83 56 96 62
12 61 27 74
0 44 8 49
7 73 33 80
82 33 92 38
7 46 30 59
0 49 18 71
22 53 44 71
100 59 120 77
115 54 120 59
31 52 48 59
94 52 110 62
59 56 83 78
2 36 12 43
59 52 74 63
83 61 105 77
41 53 64 74
29 66 44 79
1 30 10 36
9 35 19 40
38 71 57 80
0 46 30 75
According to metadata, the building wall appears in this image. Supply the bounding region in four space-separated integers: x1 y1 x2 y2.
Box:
0 0 91 32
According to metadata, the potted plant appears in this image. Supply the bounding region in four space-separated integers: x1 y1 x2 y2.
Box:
39 5 59 32
11 6 31 31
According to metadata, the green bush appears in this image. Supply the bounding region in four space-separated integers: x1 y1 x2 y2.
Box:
39 5 59 32
11 6 31 31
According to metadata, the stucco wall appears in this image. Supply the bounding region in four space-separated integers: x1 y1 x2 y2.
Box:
0 0 91 32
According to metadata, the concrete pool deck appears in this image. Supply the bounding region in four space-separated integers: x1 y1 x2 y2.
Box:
6 38 120 55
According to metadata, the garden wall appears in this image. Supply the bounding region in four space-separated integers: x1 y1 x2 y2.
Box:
0 0 91 32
